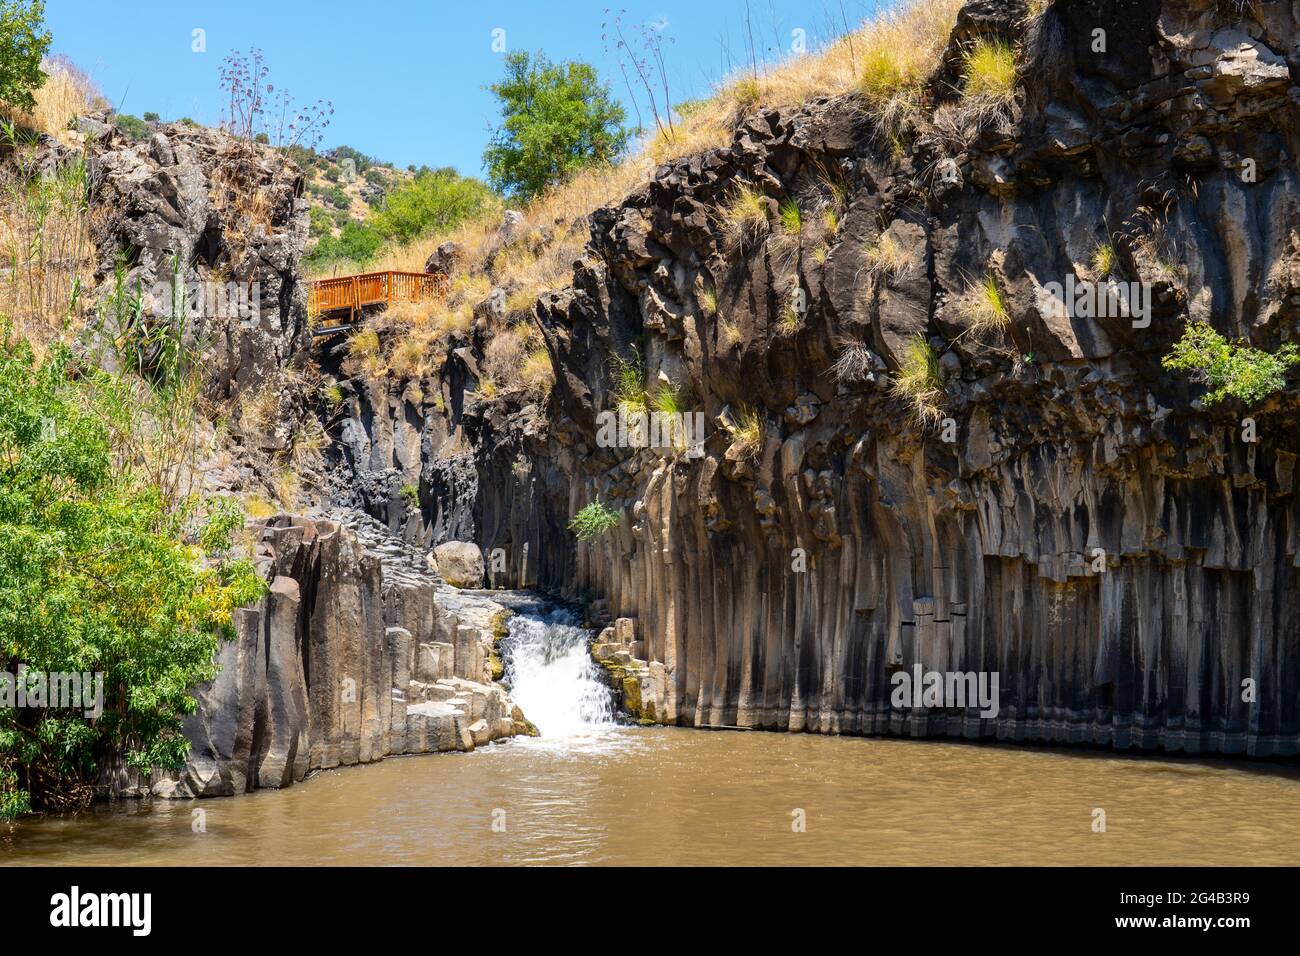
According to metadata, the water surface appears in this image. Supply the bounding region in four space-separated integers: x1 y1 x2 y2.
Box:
4 727 1298 866
5 600 1298 866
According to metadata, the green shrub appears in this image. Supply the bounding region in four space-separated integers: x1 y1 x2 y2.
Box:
569 499 620 541
372 166 496 243
483 50 629 199
308 206 334 238
1162 322 1300 405
0 0 50 112
307 220 385 267
0 339 265 816
113 112 150 141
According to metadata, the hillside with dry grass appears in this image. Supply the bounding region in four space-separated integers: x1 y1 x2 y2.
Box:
337 0 976 401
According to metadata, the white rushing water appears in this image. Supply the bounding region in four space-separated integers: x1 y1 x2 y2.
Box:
503 607 616 737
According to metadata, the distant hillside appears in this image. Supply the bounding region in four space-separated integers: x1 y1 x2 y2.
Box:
294 145 411 273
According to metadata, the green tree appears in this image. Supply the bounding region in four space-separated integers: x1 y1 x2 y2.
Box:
0 338 265 816
372 166 497 243
483 51 628 199
0 0 49 113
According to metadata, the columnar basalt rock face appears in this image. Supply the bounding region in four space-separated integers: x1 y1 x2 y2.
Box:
136 516 530 799
326 0 1300 757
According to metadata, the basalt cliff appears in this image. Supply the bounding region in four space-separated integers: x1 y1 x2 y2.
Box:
333 0 1300 757
68 0 1300 801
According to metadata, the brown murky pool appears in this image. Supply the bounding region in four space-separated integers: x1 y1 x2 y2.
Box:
3 727 1299 866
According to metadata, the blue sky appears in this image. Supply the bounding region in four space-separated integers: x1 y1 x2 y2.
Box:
46 0 890 177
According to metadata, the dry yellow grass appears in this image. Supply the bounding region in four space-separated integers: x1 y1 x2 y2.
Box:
520 347 554 400
645 0 962 162
719 318 741 348
244 495 278 519
2 57 106 143
482 326 526 390
388 333 428 378
866 232 917 279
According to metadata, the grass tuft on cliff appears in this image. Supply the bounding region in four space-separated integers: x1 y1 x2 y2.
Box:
891 335 945 425
961 38 1018 106
723 406 764 459
1090 241 1117 278
1162 322 1300 405
866 233 917 279
721 184 771 250
959 274 1010 334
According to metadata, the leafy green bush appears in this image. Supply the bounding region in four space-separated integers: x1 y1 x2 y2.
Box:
114 112 150 141
568 500 620 541
307 205 334 238
0 0 50 113
306 219 385 268
1162 322 1300 405
0 338 265 816
483 50 629 198
372 166 496 243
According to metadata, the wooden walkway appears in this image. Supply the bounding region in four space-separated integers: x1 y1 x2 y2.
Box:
308 270 449 337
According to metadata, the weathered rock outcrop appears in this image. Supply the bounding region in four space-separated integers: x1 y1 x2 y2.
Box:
334 0 1300 757
84 121 329 505
87 122 311 398
107 514 531 799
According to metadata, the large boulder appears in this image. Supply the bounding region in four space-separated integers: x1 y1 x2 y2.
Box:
432 540 485 589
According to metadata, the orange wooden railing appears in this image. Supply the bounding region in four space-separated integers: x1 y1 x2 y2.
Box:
308 270 449 333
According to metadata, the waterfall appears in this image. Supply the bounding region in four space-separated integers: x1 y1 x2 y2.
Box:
502 607 615 737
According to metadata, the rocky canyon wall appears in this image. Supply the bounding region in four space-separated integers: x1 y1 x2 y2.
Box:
337 0 1300 756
